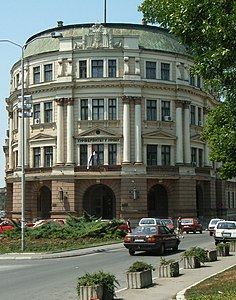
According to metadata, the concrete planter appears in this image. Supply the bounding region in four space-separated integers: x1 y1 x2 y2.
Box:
217 245 230 257
230 241 236 252
79 285 103 300
158 262 179 278
126 269 153 289
206 249 217 262
183 256 201 269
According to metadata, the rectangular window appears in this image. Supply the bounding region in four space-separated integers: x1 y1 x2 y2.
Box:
161 63 170 80
92 60 103 78
44 102 53 123
14 151 18 169
33 66 40 84
92 99 104 120
146 100 157 121
34 147 41 168
161 145 171 166
199 149 203 167
197 76 201 88
79 60 87 78
44 64 53 82
44 146 53 167
190 105 196 125
108 144 117 165
108 99 116 120
190 74 195 86
108 59 116 77
33 104 40 124
93 144 104 166
81 99 88 120
228 191 231 208
147 145 157 165
161 101 171 120
146 61 156 79
191 147 197 165
80 145 88 166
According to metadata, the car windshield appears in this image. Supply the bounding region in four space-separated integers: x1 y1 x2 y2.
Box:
181 219 193 224
217 222 236 229
132 226 157 234
211 220 220 225
162 220 172 224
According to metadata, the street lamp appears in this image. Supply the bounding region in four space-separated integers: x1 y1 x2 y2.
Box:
0 32 62 252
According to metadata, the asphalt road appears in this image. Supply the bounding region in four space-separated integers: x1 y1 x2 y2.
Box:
0 231 215 300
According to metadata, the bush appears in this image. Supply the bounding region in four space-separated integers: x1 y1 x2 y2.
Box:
181 247 209 264
128 261 154 272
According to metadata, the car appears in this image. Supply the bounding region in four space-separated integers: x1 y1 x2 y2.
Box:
33 219 65 227
181 218 203 234
0 220 14 234
207 218 223 236
213 220 236 245
138 217 163 226
160 218 174 232
123 224 180 256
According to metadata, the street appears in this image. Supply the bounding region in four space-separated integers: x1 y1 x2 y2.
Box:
0 232 215 299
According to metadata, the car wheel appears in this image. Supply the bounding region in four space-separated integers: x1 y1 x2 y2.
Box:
210 232 213 236
159 244 165 255
129 249 135 256
193 230 197 234
199 230 202 234
173 242 178 251
186 231 189 234
215 240 219 246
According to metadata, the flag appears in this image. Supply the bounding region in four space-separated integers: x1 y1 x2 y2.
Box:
87 150 96 169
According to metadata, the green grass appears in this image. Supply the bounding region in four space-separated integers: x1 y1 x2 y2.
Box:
185 266 236 299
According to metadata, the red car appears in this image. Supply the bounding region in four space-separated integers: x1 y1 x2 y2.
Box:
160 218 174 232
0 221 14 234
181 218 203 234
33 219 65 227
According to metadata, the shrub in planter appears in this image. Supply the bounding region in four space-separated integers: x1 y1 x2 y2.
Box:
77 270 119 300
159 257 179 277
127 261 154 289
230 241 236 252
181 247 208 269
216 242 230 256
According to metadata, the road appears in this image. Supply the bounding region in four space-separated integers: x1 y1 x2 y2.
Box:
0 232 215 300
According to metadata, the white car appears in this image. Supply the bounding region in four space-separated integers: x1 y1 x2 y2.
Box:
207 218 223 236
213 220 236 245
138 218 163 226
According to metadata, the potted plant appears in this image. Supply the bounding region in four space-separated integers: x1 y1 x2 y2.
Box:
229 241 236 252
216 242 230 256
181 247 209 269
126 261 154 289
158 257 179 278
77 270 119 300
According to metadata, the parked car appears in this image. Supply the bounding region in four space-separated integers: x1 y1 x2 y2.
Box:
213 220 236 245
123 224 180 256
207 218 223 236
138 217 163 226
160 218 174 232
181 218 203 234
0 220 14 234
33 219 65 227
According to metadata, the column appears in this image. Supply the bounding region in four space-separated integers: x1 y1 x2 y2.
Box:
66 98 74 165
134 97 142 164
203 108 211 166
18 113 22 168
122 96 130 164
56 98 64 165
40 147 44 168
183 101 191 164
175 101 183 164
8 111 13 170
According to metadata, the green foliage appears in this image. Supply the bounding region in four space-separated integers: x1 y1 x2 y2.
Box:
128 261 154 272
77 270 119 298
182 247 209 264
216 242 230 249
160 257 175 265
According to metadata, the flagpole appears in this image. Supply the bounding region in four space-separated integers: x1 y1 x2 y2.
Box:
104 0 107 23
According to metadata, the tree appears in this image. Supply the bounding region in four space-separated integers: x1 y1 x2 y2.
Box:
139 0 236 179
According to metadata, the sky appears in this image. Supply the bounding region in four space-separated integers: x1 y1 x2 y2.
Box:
0 0 144 187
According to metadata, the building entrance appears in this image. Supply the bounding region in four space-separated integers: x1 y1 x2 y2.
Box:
37 186 52 219
147 184 168 218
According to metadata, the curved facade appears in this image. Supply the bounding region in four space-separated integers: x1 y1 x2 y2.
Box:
4 22 232 224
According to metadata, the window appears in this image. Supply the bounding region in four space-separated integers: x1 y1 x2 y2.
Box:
146 61 156 79
190 105 196 125
147 145 157 165
92 99 104 120
108 99 116 120
44 146 53 167
161 101 171 120
34 147 41 168
14 151 18 169
33 66 40 84
79 60 87 78
146 100 157 121
199 149 203 167
190 74 195 86
92 60 103 78
162 145 171 166
108 144 117 165
33 104 40 124
81 99 88 120
44 102 53 123
108 60 116 77
44 64 53 82
80 145 88 166
93 144 104 166
197 76 201 88
198 107 202 124
161 63 170 80
191 147 197 165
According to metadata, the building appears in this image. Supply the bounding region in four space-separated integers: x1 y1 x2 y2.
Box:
4 22 235 224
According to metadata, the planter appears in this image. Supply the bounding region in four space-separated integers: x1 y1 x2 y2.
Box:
183 256 201 269
158 262 179 278
230 241 236 252
217 245 230 257
206 249 217 262
126 269 153 289
79 285 103 300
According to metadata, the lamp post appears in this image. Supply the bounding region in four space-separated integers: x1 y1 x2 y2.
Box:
0 32 62 252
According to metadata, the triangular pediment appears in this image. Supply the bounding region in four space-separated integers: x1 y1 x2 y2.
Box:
29 133 56 142
191 133 203 142
143 130 176 140
77 126 122 138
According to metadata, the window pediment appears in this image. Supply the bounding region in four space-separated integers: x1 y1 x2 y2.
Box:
143 130 176 140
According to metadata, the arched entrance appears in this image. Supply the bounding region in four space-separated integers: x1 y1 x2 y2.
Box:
83 184 116 219
37 186 52 219
147 184 168 217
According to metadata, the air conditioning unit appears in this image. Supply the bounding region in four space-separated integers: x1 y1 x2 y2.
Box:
164 116 172 121
34 118 40 124
198 121 203 126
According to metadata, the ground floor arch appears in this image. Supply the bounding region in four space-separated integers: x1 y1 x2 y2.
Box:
147 184 168 218
37 186 52 219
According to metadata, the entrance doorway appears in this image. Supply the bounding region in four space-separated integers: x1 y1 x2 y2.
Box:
147 184 168 217
37 186 52 219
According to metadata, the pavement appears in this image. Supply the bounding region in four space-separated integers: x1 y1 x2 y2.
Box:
0 243 235 300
